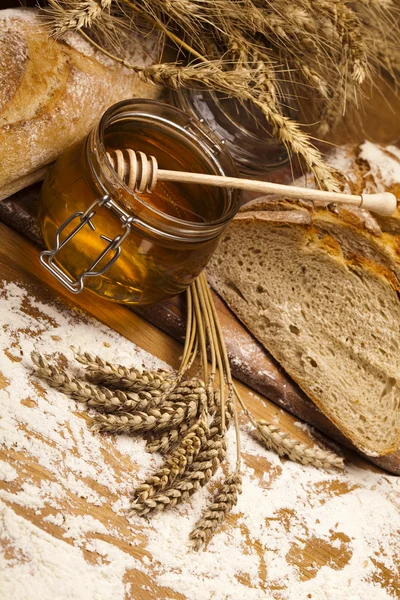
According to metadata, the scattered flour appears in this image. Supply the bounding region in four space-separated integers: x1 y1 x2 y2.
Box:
359 142 400 190
0 460 17 482
325 145 358 176
0 502 138 600
61 514 109 545
0 280 399 600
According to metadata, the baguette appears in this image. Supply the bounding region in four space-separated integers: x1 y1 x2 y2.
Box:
208 142 400 457
0 8 160 201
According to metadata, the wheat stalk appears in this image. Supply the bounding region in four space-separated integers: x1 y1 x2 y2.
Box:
42 0 400 188
31 269 345 553
31 352 164 413
73 348 175 392
131 63 340 192
255 420 344 470
39 0 380 189
42 0 398 150
131 275 241 548
189 471 242 551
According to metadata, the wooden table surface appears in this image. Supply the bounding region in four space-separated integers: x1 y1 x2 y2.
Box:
0 222 399 599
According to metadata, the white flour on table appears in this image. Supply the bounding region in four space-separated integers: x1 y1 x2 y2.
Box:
0 280 399 600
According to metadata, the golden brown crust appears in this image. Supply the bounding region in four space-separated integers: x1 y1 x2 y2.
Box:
238 204 400 293
0 27 28 115
0 8 160 201
235 209 312 225
307 229 343 259
0 167 49 201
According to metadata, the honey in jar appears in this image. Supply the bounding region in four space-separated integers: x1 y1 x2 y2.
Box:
39 99 242 304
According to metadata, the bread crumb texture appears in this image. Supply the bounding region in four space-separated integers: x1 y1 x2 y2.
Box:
209 142 400 456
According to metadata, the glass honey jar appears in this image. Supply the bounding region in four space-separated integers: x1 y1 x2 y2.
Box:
39 99 242 304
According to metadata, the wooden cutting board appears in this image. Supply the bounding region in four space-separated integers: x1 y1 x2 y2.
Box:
0 186 399 475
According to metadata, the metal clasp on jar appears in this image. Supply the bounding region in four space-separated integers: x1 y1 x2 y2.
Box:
39 194 134 294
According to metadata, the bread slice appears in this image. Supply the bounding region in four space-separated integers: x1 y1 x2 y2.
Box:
208 208 400 456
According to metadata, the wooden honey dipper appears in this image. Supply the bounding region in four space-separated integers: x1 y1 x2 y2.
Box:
106 149 398 217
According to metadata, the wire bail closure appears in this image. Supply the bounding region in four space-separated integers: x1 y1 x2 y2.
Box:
39 194 133 294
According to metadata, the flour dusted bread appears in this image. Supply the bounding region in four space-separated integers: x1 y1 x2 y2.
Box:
208 142 400 457
298 141 400 235
0 8 160 200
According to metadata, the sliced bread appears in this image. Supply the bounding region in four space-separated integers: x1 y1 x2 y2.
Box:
208 145 400 456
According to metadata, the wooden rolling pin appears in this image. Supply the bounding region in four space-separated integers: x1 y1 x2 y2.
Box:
106 149 398 217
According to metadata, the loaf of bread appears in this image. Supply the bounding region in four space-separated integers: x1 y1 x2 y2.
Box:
208 142 400 457
0 8 160 201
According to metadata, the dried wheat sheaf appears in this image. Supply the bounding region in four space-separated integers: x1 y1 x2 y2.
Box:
42 0 400 190
32 273 344 550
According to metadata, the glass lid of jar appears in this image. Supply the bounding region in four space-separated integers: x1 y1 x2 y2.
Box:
171 88 294 175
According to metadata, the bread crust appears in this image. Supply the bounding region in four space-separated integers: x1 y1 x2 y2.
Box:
0 8 160 201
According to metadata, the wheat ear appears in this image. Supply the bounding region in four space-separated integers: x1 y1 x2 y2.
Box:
255 420 344 471
134 64 340 192
44 0 110 37
31 352 162 413
189 472 242 551
92 389 204 434
231 382 344 471
53 12 339 194
130 427 226 515
145 419 197 454
145 389 230 455
73 348 174 392
132 418 208 501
